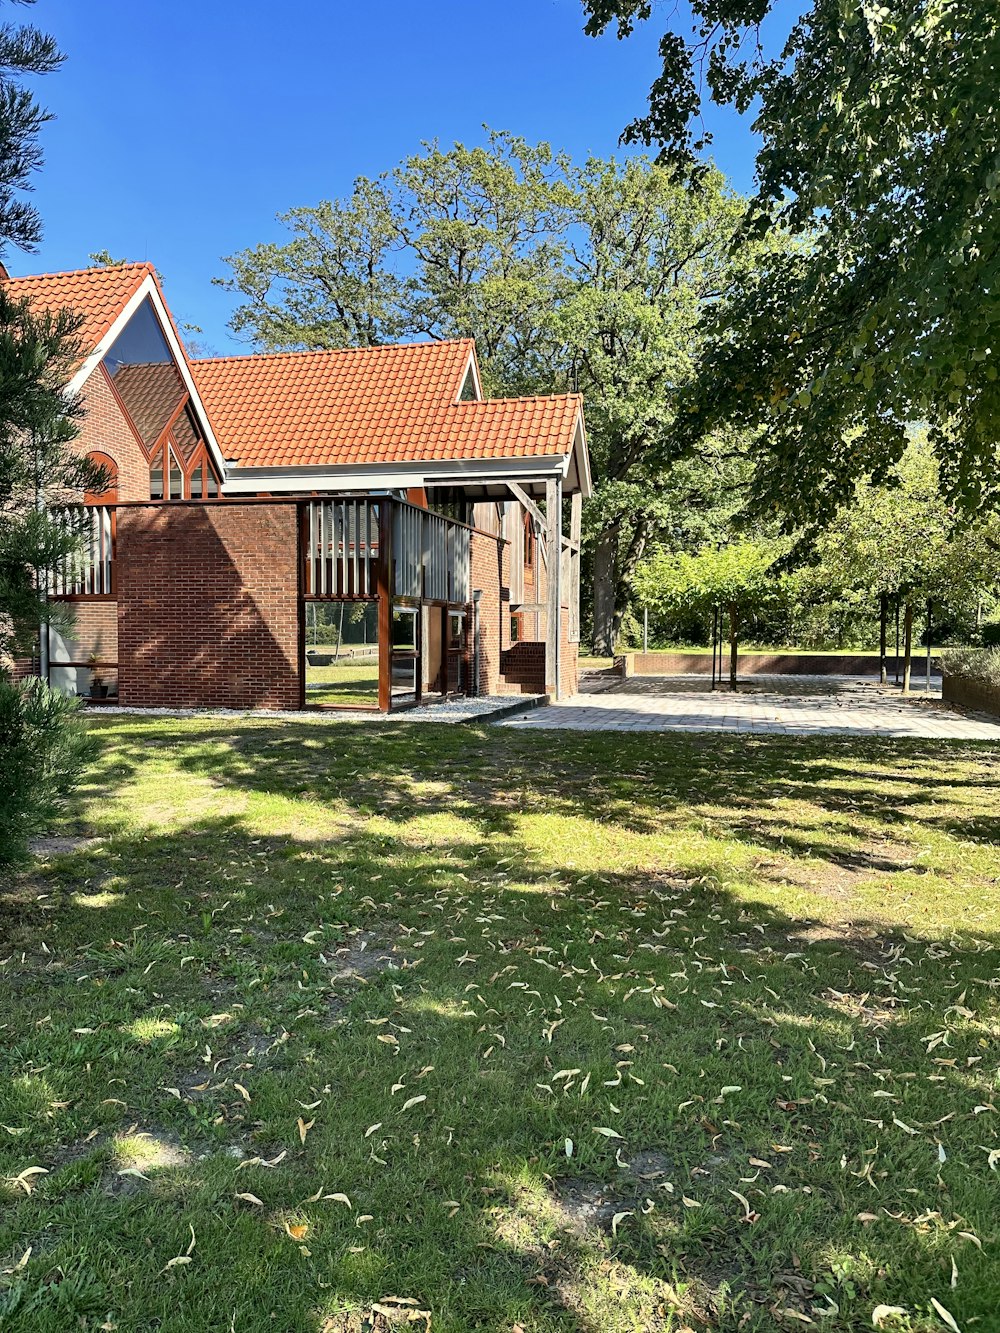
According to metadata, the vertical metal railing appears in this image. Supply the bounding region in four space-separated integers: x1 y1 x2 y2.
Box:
305 498 472 605
304 498 379 596
50 505 114 596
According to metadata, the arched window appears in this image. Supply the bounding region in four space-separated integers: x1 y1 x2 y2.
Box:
524 511 535 570
84 451 118 504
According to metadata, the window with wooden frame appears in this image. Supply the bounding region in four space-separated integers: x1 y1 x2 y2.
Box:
149 434 220 501
100 295 221 501
524 512 535 569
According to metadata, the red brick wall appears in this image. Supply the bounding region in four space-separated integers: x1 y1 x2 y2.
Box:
117 502 301 709
499 623 578 699
76 368 149 502
561 612 579 698
470 530 506 695
499 641 545 694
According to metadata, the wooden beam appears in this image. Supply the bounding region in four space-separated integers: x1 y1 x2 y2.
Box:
545 475 562 699
507 481 546 531
569 491 582 645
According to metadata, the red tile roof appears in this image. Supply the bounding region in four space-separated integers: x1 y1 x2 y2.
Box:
191 342 582 469
4 266 585 472
6 263 154 354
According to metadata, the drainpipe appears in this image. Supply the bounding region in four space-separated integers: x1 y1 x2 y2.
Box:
472 589 482 697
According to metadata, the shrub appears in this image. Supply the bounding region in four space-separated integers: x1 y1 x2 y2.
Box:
981 623 1000 647
0 676 93 865
941 646 1000 689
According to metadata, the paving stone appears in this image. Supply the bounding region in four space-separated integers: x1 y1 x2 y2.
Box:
497 677 1000 740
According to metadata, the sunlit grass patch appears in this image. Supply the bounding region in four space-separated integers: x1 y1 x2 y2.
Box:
124 1016 181 1044
1 717 998 1330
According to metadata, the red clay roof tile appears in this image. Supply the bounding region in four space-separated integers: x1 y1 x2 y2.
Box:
5 266 585 471
6 263 154 354
190 342 582 469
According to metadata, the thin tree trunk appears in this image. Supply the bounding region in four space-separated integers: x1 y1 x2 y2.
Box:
591 525 619 657
729 601 739 690
902 602 914 695
879 593 888 684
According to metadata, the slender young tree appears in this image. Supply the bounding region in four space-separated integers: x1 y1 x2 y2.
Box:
0 2 99 864
634 537 790 688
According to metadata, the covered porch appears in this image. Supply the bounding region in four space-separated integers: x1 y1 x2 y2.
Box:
45 485 582 714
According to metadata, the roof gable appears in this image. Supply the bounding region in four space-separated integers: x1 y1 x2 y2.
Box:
6 263 229 478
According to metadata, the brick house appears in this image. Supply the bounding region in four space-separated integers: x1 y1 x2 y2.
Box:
11 263 590 711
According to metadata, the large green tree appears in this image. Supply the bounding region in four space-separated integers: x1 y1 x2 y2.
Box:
583 0 1000 521
219 134 752 653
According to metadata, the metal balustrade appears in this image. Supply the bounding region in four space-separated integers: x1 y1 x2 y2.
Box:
391 502 470 604
50 505 114 597
305 498 471 605
304 498 380 597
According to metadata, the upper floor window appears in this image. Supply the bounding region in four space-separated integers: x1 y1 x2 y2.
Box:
524 512 535 569
150 440 220 501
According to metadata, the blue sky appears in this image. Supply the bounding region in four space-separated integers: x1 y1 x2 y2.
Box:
23 0 796 352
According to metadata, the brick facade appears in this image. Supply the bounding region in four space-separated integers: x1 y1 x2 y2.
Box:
499 612 579 698
117 502 301 709
470 529 507 695
76 367 150 502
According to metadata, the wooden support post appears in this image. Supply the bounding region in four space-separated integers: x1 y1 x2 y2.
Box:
545 475 562 699
569 490 582 646
377 499 392 712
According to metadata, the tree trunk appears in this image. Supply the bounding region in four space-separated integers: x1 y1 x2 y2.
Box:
729 601 739 690
879 593 888 684
591 525 619 657
902 602 914 695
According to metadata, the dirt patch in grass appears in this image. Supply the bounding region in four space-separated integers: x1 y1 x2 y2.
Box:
621 1149 673 1182
319 1300 431 1332
550 1177 637 1237
27 834 98 858
325 932 402 980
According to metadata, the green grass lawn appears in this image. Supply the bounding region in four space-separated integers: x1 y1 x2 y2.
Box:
305 660 380 708
3 718 1000 1332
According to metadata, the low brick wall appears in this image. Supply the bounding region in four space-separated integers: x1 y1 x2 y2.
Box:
942 673 1000 717
620 651 941 677
500 641 545 694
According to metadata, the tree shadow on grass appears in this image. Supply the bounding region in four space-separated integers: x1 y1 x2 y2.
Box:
3 721 999 1329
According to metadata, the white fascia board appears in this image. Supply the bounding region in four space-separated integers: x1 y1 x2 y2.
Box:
573 411 593 499
221 452 570 495
63 273 229 479
456 345 483 401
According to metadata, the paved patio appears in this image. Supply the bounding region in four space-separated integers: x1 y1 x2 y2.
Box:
498 675 1000 739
